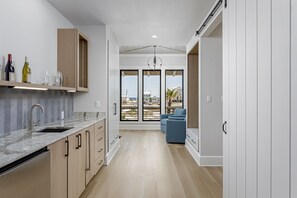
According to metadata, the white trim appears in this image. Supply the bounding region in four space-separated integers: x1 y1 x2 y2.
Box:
120 123 160 131
120 54 186 57
105 138 120 165
185 139 201 164
185 139 223 166
186 4 223 53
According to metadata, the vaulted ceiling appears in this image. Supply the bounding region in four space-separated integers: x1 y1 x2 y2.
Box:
47 0 216 53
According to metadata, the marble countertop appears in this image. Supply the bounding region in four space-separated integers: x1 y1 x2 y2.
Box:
0 113 106 169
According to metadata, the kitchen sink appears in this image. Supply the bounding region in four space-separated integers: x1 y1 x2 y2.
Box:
37 127 73 133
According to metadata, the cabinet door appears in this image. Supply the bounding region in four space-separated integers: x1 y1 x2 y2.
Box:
85 125 95 185
48 138 68 198
108 40 120 152
77 131 86 196
68 132 79 198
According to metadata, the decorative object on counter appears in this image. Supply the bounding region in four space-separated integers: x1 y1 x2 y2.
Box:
40 71 50 85
22 56 31 83
53 71 63 86
5 54 15 82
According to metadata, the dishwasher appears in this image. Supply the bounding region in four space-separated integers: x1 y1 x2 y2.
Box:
0 148 50 198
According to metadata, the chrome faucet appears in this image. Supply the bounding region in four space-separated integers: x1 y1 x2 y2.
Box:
29 104 45 131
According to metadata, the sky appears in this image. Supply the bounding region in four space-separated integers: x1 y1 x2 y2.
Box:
121 74 183 98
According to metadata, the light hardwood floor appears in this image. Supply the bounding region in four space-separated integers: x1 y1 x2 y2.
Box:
80 131 222 198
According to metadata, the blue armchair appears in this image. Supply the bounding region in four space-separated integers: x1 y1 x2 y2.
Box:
160 108 186 143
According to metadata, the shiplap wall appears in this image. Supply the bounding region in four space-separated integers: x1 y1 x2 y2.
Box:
0 88 74 134
223 0 294 197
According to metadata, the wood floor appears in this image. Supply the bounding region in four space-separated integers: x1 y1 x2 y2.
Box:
80 131 222 198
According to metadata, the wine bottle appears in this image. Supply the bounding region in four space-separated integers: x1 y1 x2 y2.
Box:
22 56 31 83
5 54 15 82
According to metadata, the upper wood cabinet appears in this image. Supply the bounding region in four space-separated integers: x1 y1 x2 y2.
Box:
58 29 89 92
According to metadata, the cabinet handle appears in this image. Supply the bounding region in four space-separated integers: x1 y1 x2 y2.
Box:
222 121 227 134
98 126 103 130
86 130 91 171
98 137 103 141
191 139 196 144
98 160 103 165
111 140 115 145
78 134 82 148
98 148 103 153
114 103 117 115
186 134 190 138
76 135 79 149
65 140 69 157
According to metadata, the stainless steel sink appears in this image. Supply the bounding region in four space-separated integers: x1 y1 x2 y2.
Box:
37 127 73 133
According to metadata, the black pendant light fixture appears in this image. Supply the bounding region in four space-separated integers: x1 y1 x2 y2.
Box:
147 45 162 70
120 45 185 70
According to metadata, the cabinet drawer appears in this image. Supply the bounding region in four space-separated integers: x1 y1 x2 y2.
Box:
95 133 104 147
95 142 104 161
94 154 104 174
186 129 199 151
95 121 104 137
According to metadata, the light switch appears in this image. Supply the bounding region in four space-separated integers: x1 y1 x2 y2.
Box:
206 96 212 103
95 100 100 108
61 111 64 120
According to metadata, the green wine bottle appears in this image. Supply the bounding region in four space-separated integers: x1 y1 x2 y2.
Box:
22 56 31 83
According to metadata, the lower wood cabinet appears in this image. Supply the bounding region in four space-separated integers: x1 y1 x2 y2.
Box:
85 125 95 185
94 120 105 174
48 120 105 198
48 138 68 198
68 130 86 198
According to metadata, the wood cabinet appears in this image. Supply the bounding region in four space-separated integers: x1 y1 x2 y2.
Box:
94 120 105 174
68 130 85 198
48 138 68 198
58 29 89 92
187 43 199 129
85 125 95 185
49 120 105 198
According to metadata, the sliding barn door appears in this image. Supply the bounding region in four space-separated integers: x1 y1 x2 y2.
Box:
223 0 294 197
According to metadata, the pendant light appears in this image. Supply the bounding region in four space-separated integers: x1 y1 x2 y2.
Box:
147 45 162 70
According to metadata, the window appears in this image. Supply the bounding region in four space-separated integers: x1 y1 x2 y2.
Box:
142 70 161 121
165 70 184 114
120 70 139 121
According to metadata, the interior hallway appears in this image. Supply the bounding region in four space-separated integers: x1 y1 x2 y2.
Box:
81 131 222 198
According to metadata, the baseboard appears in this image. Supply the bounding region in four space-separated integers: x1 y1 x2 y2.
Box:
185 139 223 167
185 139 201 165
120 123 160 131
105 139 120 165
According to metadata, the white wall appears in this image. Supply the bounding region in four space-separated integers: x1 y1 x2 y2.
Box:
0 0 73 83
291 1 297 197
73 25 108 113
119 54 186 130
199 24 222 157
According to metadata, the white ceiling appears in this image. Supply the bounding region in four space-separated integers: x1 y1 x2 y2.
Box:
47 0 216 53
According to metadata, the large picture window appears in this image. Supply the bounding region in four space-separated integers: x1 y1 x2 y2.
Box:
120 70 139 121
165 70 184 114
142 70 161 121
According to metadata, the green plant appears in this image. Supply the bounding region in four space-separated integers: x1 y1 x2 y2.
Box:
166 88 179 113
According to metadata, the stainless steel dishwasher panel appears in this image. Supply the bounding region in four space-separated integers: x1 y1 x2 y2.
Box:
0 150 50 198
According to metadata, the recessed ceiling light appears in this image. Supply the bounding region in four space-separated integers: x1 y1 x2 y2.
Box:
152 35 158 38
